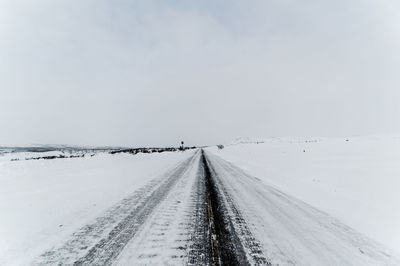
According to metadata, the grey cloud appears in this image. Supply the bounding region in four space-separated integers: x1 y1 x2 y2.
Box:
1 0 399 146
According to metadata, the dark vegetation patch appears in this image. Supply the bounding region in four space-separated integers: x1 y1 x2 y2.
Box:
11 154 86 161
7 146 197 161
109 146 197 155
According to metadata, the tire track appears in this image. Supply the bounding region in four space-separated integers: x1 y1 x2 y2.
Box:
34 150 270 265
187 158 212 265
113 154 201 265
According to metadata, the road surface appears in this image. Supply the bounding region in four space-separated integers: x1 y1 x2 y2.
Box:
34 149 400 265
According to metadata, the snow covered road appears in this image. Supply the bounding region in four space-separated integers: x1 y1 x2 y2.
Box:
33 153 200 265
3 148 400 265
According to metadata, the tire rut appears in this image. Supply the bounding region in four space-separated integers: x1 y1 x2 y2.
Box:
187 156 212 265
202 151 270 265
34 150 270 265
115 155 200 265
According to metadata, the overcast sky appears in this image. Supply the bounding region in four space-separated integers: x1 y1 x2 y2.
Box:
1 0 400 147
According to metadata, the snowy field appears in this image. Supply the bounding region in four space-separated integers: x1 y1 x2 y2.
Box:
208 136 400 254
0 150 193 265
1 137 399 265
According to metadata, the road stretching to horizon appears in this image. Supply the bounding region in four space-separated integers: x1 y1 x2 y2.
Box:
33 149 399 265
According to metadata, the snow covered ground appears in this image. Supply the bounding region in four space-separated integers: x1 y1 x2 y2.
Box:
207 136 400 254
1 137 399 265
0 150 193 265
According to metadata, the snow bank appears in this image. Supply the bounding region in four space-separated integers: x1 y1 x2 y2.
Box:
0 150 193 265
208 136 400 253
